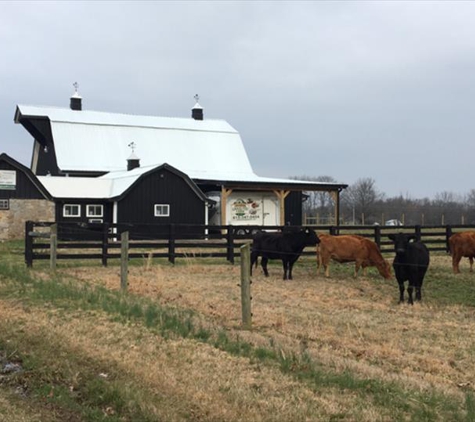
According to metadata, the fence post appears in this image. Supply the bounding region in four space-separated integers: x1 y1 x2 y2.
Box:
445 225 453 253
226 227 235 264
25 221 34 268
168 224 175 264
120 231 129 291
374 224 381 248
240 243 252 329
102 223 109 267
50 224 57 271
415 225 422 242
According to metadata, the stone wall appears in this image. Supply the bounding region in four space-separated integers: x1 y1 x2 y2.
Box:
0 199 55 240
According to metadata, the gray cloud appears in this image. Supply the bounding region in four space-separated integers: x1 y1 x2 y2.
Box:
1 1 475 198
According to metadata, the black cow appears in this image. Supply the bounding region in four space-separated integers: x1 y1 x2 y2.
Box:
250 228 320 280
388 233 430 304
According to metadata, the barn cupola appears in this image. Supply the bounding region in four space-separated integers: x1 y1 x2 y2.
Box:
70 82 82 111
127 142 140 171
191 94 203 121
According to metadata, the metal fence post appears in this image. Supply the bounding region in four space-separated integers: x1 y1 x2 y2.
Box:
102 223 109 267
240 243 252 329
227 227 235 264
120 231 129 291
168 224 175 264
25 221 34 268
50 224 57 270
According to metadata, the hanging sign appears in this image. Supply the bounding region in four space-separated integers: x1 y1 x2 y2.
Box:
230 197 261 221
0 170 16 190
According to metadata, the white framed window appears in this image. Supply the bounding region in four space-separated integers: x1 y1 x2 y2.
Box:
154 204 170 217
0 199 9 210
86 204 103 218
63 204 80 217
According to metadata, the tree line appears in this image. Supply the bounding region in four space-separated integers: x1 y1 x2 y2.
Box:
295 175 475 226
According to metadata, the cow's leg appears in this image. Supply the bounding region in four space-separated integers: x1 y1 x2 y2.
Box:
407 280 415 305
287 256 298 280
261 257 269 277
354 260 363 278
470 257 474 273
452 254 461 274
250 252 258 276
415 268 427 302
415 283 422 301
282 260 289 280
322 255 330 278
288 259 297 280
319 252 330 278
397 281 405 304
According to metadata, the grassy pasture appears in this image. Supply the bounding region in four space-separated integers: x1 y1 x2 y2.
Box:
1 240 475 421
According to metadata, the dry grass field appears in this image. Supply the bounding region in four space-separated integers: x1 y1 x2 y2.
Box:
1 240 475 421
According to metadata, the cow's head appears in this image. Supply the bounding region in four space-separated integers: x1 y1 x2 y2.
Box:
304 227 320 245
377 259 392 279
388 233 415 255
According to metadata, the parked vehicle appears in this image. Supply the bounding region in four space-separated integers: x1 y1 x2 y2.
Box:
385 219 403 226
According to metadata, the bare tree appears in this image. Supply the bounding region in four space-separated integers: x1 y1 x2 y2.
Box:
341 177 384 224
291 175 338 223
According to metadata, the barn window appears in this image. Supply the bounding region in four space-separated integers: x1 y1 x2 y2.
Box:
63 204 80 217
154 204 170 217
86 204 103 218
0 199 9 210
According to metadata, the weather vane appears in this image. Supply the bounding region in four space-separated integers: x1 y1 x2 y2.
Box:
128 142 136 153
194 94 200 103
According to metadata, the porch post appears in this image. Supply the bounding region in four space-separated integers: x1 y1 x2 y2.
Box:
273 190 290 226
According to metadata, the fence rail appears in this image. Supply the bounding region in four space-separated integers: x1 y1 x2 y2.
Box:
24 221 475 267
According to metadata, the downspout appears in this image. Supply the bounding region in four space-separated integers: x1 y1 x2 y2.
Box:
205 201 209 237
113 201 118 240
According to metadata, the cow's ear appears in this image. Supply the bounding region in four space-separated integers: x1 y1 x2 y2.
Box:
388 234 395 241
408 235 416 242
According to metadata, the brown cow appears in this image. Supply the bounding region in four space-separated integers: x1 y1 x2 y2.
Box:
316 234 391 279
448 231 475 274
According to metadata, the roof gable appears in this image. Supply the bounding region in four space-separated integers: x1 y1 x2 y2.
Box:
0 153 52 199
37 162 208 202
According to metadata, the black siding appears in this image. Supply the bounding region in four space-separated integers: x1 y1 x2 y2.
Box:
20 117 60 176
0 160 45 199
55 200 113 240
118 168 205 238
285 191 303 226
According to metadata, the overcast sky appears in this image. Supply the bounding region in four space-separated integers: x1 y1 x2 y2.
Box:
1 1 474 199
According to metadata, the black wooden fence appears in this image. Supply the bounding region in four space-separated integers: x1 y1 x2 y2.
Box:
24 221 475 267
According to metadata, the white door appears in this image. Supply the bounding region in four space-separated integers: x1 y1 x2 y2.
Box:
262 194 279 226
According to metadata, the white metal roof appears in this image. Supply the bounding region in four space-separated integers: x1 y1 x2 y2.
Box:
17 105 255 176
38 163 344 200
37 175 114 199
19 104 347 192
